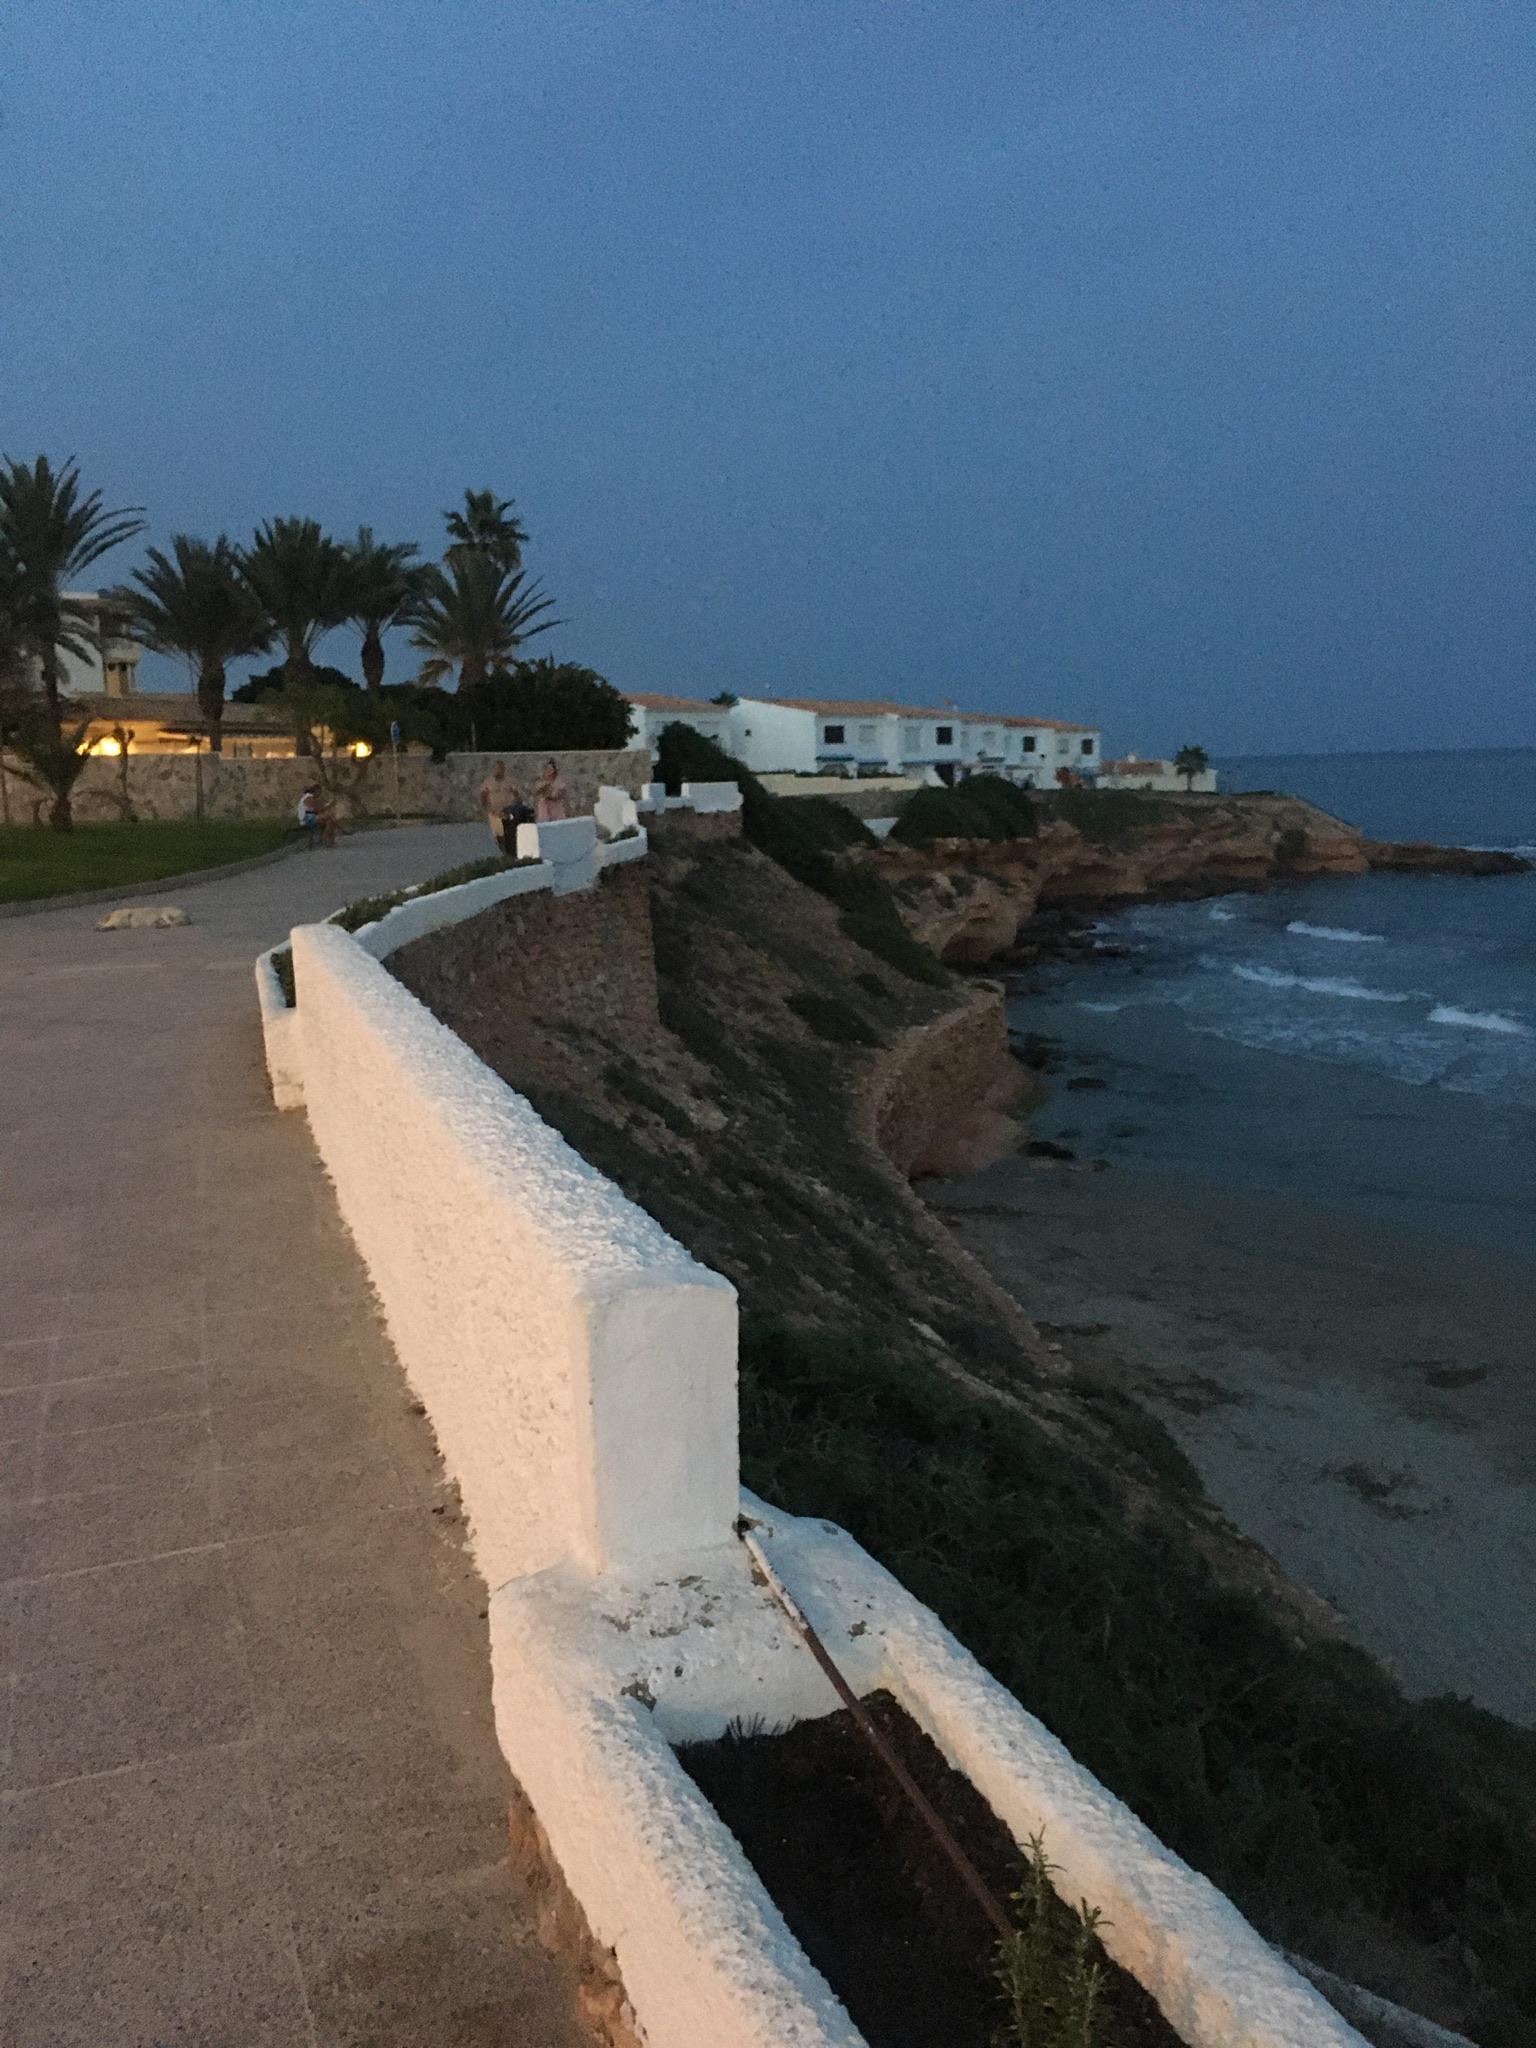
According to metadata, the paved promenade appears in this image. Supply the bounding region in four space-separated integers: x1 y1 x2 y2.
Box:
0 828 586 2045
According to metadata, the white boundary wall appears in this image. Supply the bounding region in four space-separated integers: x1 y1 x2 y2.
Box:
253 946 303 1111
291 919 738 1587
261 794 1366 2048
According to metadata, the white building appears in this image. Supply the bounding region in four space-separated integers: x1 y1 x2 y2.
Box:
50 593 142 699
728 698 1099 786
625 693 735 755
1097 752 1217 794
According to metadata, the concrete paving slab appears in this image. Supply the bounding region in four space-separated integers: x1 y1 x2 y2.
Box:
0 824 585 2044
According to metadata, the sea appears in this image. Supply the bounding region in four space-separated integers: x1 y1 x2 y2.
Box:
1015 749 1536 1257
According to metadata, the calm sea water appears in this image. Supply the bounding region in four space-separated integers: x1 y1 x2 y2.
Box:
1014 749 1536 1256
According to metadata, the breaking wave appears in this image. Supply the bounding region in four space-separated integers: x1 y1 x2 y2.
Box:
1429 1006 1529 1037
1286 921 1384 944
1231 964 1410 1003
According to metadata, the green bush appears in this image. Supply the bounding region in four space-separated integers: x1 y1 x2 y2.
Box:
329 854 511 935
890 774 1038 847
269 944 295 1007
460 657 632 752
785 988 884 1047
738 1317 1536 2043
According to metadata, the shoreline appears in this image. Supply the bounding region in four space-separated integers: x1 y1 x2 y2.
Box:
928 1153 1536 1724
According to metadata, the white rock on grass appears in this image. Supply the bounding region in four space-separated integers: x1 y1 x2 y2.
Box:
96 905 191 930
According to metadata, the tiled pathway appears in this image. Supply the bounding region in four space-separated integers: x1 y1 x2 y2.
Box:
0 828 586 2045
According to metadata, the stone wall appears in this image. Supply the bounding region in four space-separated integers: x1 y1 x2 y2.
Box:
0 748 649 827
865 983 1031 1179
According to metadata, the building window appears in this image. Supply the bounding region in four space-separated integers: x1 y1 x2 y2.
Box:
1056 736 1070 754
857 723 876 746
1080 737 1095 756
1022 734 1037 753
901 723 920 753
936 725 953 747
981 730 995 753
824 723 845 745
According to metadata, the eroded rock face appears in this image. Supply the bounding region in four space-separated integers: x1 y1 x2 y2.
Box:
858 793 1527 965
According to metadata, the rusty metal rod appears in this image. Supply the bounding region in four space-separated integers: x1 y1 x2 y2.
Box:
735 1519 1015 1944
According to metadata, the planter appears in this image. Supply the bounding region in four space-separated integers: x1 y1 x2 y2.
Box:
678 1690 1186 2048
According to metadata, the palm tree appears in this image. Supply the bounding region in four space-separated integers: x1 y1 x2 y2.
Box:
443 488 528 572
237 519 351 695
3 708 95 831
408 554 558 690
1174 744 1210 790
111 536 270 754
0 455 145 760
343 527 422 693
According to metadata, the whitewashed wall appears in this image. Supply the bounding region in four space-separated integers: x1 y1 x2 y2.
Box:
292 919 738 1587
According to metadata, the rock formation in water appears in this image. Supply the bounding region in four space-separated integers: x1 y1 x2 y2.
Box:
860 793 1530 966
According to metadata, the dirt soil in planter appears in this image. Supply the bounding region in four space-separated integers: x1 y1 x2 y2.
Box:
676 1692 1184 2048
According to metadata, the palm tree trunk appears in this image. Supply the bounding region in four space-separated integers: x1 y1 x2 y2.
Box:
50 786 73 831
460 652 487 691
361 629 384 693
40 645 63 740
197 658 227 756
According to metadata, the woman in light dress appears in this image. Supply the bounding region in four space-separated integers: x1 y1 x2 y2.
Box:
534 759 569 822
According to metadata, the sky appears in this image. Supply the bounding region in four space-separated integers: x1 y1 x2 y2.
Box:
3 2 1532 755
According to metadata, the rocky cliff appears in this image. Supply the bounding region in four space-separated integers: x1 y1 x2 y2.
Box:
860 792 1529 965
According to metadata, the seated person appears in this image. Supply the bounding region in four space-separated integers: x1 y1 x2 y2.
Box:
296 787 338 849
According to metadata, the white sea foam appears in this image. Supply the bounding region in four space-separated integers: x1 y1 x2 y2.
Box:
1428 1005 1529 1036
1231 964 1410 1003
1207 904 1237 922
1286 921 1384 944
1076 1000 1128 1014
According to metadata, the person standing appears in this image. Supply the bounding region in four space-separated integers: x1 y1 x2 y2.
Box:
534 758 569 822
479 760 521 850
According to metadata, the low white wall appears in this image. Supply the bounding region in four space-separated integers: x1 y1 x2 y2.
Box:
253 947 303 1111
350 859 557 960
291 919 739 1587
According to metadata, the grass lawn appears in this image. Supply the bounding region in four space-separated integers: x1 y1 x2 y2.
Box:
0 819 291 904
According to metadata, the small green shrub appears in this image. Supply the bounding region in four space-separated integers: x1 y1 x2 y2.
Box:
997 1836 1108 2048
269 945 295 1007
854 969 891 1002
330 855 518 934
890 775 1038 846
785 988 884 1047
1276 825 1310 864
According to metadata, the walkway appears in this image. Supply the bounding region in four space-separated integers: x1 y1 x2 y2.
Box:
0 828 587 2045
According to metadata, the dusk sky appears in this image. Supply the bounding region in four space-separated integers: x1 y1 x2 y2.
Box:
4 3 1532 755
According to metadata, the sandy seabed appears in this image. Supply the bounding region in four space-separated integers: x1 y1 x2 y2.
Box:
930 1158 1536 1726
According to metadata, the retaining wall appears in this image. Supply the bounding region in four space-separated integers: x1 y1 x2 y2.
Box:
292 916 738 1588
1 746 649 826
